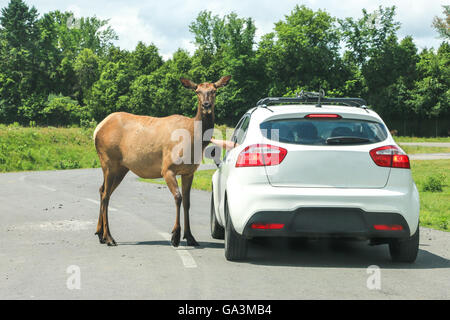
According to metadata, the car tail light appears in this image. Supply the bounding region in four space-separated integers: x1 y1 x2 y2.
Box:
373 224 404 231
236 144 287 167
251 223 285 230
305 114 341 119
369 145 410 169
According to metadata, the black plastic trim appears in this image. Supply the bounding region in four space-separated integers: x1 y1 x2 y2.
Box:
243 207 410 239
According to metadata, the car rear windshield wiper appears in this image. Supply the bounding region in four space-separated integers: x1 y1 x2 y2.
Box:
326 136 372 145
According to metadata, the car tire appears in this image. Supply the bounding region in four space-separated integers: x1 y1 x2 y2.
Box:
389 227 419 263
210 189 224 240
224 198 247 261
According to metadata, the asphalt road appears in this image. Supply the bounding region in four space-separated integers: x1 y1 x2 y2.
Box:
0 168 449 299
409 153 450 160
399 142 450 147
399 142 450 160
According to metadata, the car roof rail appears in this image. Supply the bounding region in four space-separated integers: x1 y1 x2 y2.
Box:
256 90 368 110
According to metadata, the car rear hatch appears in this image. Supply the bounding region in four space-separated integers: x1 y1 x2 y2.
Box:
260 112 391 188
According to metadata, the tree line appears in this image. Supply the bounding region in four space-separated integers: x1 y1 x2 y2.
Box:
0 0 448 134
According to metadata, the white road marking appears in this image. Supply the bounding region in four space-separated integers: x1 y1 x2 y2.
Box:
19 175 26 181
11 220 95 232
158 232 198 268
39 185 56 192
84 198 118 211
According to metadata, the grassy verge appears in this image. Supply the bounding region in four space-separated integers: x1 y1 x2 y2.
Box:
410 159 449 231
0 124 99 172
400 145 450 154
0 124 230 172
139 169 216 192
394 136 450 143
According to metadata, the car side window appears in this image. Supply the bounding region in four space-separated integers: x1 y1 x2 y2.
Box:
232 115 250 145
222 116 245 163
231 116 246 144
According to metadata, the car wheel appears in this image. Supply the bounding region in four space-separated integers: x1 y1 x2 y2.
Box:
224 198 247 261
389 227 419 263
210 189 224 240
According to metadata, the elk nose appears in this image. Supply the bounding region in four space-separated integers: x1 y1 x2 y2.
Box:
202 102 212 109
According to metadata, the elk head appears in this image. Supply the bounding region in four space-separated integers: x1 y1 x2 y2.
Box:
180 76 231 116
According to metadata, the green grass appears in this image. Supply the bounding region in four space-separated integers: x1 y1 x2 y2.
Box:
394 136 450 143
400 145 450 154
410 159 450 231
139 169 216 192
0 123 230 172
0 124 99 172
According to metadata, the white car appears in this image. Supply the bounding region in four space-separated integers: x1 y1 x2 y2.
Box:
208 93 420 262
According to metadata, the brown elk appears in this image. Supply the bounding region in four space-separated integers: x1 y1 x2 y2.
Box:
93 75 231 247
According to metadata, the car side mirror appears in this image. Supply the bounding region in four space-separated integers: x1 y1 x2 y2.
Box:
204 145 222 167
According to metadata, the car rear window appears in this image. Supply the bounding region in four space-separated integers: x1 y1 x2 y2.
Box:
260 118 388 145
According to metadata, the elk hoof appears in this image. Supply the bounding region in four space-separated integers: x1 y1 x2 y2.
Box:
171 229 181 247
185 234 200 247
100 235 117 246
106 238 117 247
95 231 105 244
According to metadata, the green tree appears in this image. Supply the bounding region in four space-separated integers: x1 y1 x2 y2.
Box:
88 60 134 120
36 12 64 96
339 6 421 120
189 11 261 124
73 48 99 103
88 42 164 121
407 43 449 121
129 41 163 77
340 6 400 66
128 49 194 118
432 5 450 40
55 12 117 56
362 35 419 118
40 93 88 125
258 5 344 97
0 0 40 122
189 10 226 54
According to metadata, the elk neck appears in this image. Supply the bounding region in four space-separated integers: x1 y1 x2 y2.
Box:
194 104 214 132
194 103 215 148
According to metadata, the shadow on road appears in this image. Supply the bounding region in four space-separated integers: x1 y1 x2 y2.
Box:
245 238 450 270
118 237 449 270
118 240 224 249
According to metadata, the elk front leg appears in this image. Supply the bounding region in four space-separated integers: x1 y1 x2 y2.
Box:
182 174 199 246
163 170 182 247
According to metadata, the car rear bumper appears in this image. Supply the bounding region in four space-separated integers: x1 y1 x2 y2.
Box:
225 170 420 237
242 208 411 239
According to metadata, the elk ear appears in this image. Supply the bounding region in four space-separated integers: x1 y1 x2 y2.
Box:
214 75 231 88
180 78 198 90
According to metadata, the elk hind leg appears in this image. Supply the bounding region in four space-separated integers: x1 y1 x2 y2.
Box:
99 166 129 246
163 170 182 247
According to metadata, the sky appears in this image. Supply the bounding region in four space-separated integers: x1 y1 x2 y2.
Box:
0 0 448 59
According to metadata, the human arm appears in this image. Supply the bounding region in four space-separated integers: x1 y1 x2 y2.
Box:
210 138 237 151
